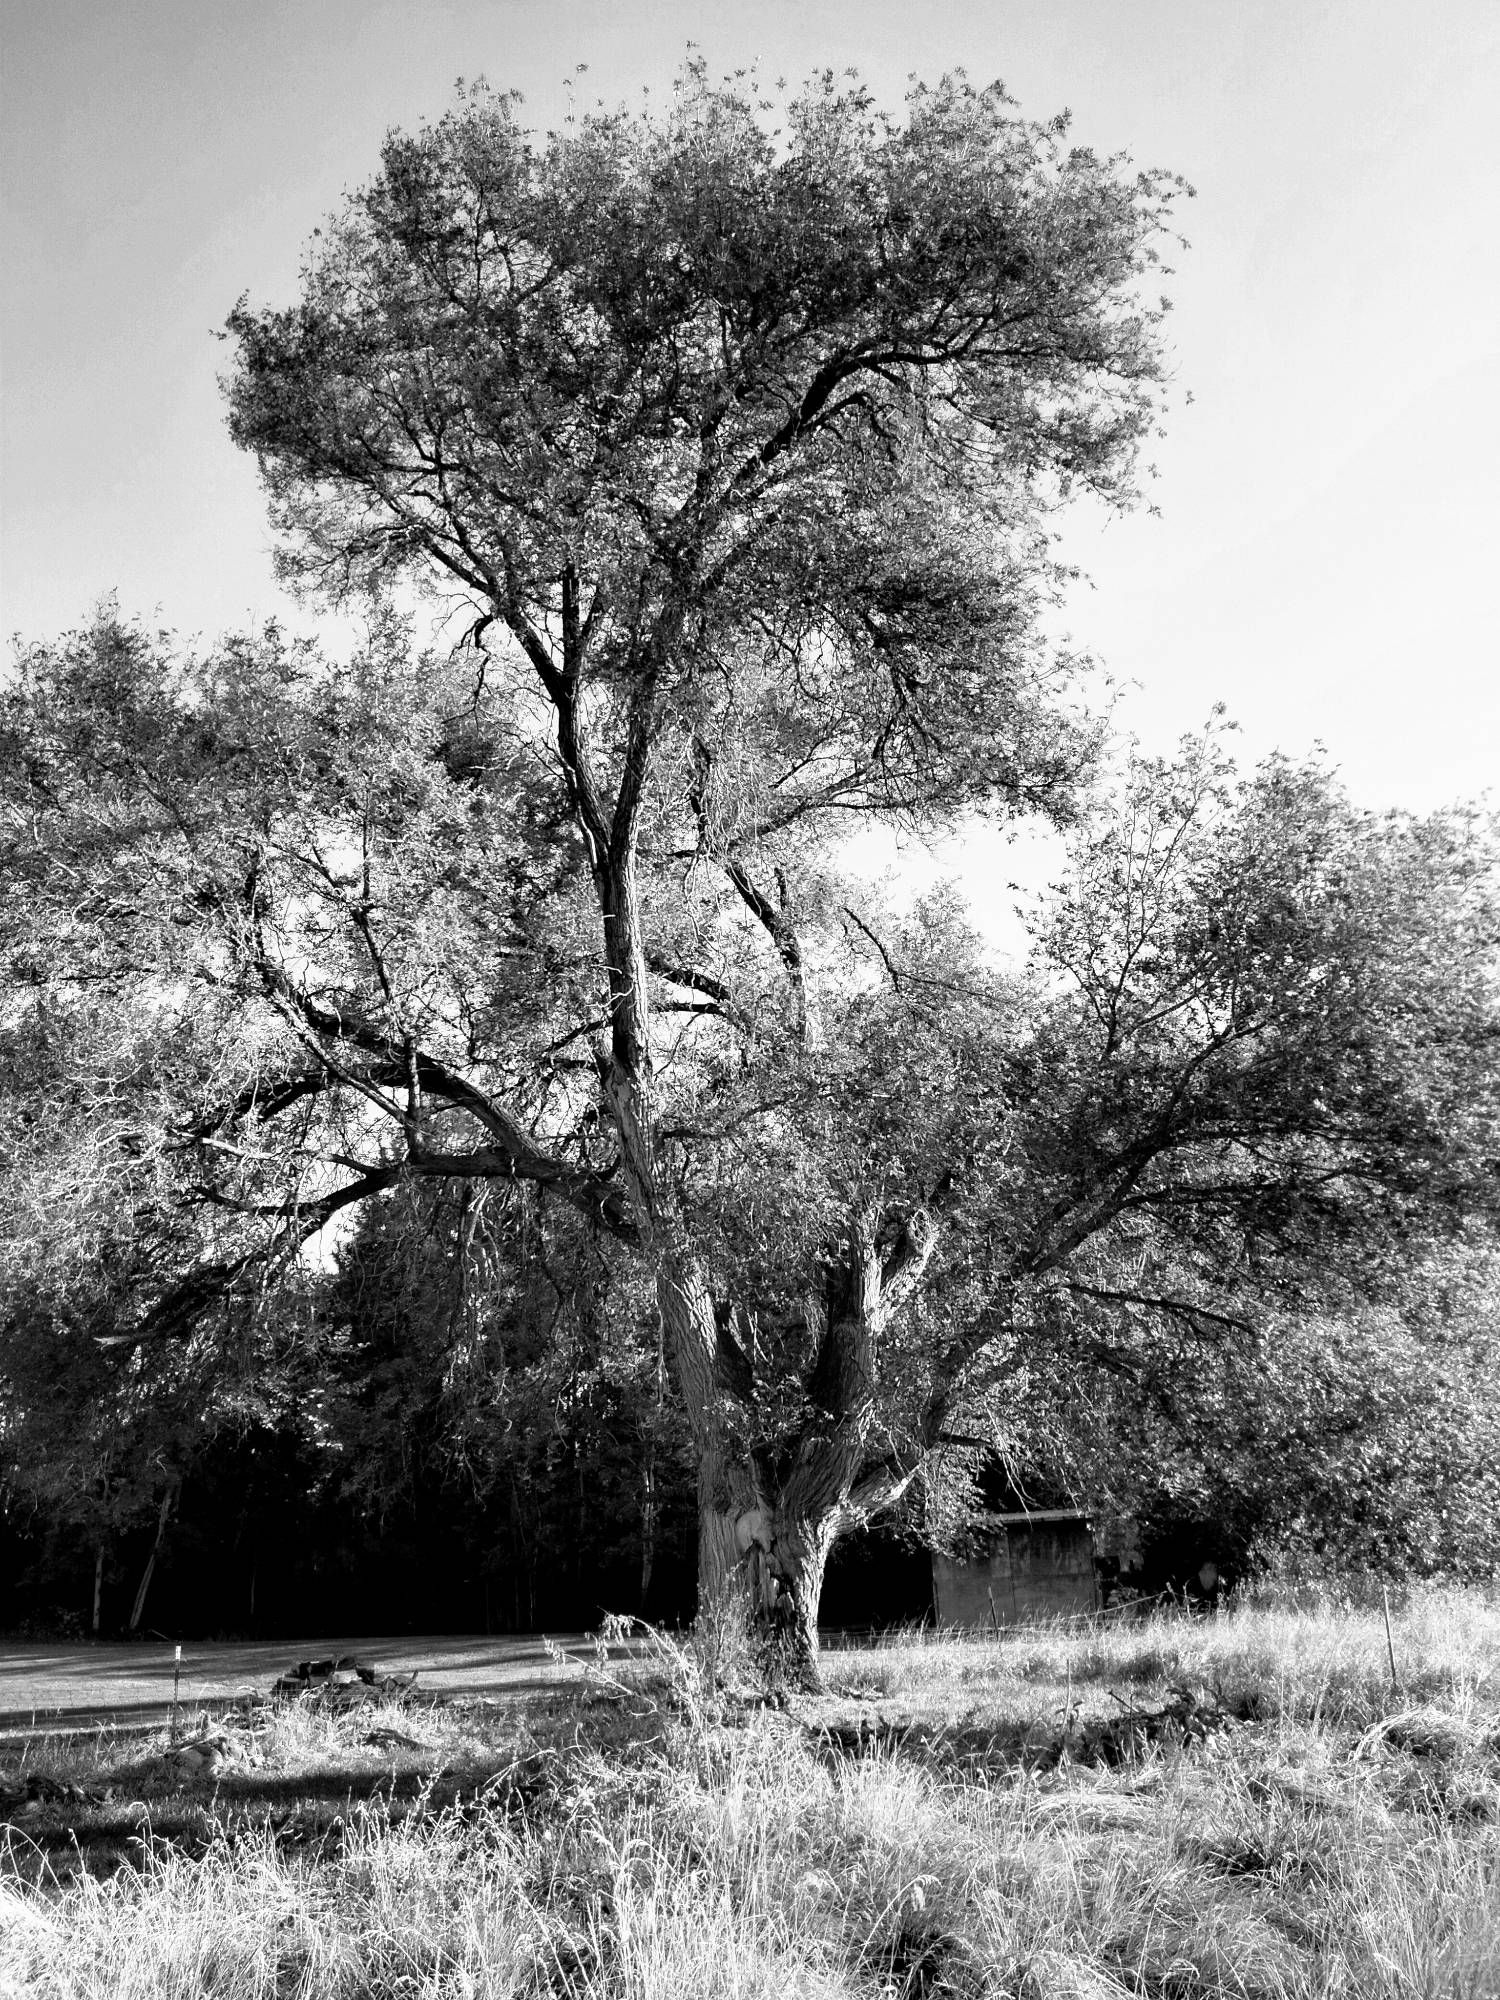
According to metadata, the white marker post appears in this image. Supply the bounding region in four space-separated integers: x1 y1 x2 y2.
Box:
171 1644 182 1741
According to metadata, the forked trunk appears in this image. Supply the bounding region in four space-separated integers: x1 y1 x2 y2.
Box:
651 1264 834 1687
658 1256 835 1687
656 1219 935 1693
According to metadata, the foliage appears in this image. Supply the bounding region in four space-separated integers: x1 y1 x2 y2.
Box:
0 990 237 1620
316 1180 695 1625
1043 1236 1500 1584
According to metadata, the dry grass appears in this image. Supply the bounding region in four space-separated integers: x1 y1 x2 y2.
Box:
821 1583 1500 1724
2 1588 1498 1997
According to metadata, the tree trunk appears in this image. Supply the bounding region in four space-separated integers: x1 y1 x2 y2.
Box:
653 1216 939 1692
589 779 941 1691
695 1473 840 1689
639 1449 657 1611
756 1507 834 1690
91 1543 105 1638
127 1485 176 1634
639 1316 665 1612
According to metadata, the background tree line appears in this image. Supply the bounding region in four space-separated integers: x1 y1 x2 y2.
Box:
4 1134 1498 1639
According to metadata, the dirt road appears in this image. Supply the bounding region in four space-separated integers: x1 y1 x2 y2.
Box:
0 1634 600 1741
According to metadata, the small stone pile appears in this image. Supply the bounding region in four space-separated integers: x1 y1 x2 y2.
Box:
168 1729 256 1778
270 1656 420 1711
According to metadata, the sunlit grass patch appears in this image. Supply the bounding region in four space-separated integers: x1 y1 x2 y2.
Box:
823 1585 1500 1729
1 1806 542 1999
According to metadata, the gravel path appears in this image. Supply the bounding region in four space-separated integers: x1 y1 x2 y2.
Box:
0 1634 597 1741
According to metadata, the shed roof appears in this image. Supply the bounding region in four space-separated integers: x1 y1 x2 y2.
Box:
975 1508 1090 1526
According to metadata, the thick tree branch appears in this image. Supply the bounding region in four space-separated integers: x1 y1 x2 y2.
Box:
101 1161 405 1347
246 957 632 1236
1063 1280 1255 1339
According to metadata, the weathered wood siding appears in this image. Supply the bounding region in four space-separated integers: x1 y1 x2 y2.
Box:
933 1516 1097 1627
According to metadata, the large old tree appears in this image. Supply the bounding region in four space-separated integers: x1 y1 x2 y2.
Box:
222 67 1189 1654
5 67 1498 1675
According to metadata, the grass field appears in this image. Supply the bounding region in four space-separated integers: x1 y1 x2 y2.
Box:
2 1587 1498 1997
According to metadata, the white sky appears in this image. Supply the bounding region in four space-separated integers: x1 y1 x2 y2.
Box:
4 0 1497 829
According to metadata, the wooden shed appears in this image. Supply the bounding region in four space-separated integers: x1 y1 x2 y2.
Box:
932 1509 1097 1628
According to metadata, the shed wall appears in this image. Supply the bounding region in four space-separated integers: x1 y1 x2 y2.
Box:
933 1519 1096 1627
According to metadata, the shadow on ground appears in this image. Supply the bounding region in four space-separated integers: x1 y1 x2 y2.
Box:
0 1682 664 1887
